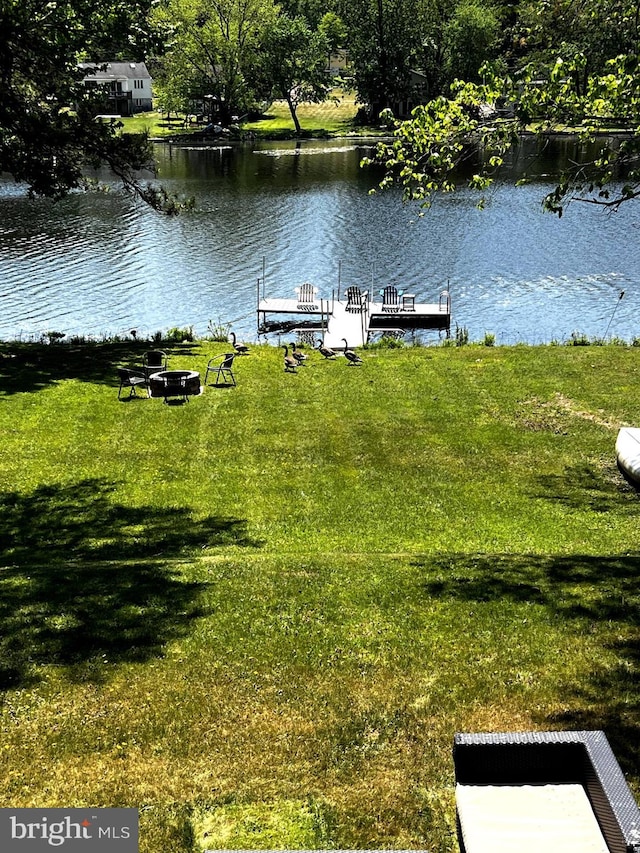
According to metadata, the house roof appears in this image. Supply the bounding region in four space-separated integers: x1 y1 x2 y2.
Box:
80 61 152 81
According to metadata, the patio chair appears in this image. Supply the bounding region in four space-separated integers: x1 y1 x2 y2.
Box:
117 368 148 399
381 285 402 312
295 282 318 310
143 350 168 377
345 286 367 312
205 352 237 386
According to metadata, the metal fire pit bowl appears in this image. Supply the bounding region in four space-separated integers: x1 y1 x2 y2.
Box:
148 370 201 402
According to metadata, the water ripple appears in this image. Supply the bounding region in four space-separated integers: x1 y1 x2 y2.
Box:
1 140 640 342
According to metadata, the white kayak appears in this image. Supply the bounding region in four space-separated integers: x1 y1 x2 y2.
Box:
615 427 640 484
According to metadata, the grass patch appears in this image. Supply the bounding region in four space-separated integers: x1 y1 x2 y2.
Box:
0 340 639 851
193 798 334 850
118 112 181 138
242 90 373 137
118 91 380 140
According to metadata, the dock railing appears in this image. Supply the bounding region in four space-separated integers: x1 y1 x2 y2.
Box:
361 291 371 343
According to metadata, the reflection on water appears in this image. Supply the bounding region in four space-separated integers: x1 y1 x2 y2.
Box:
0 137 639 344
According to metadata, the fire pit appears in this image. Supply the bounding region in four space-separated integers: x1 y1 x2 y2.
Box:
148 370 201 402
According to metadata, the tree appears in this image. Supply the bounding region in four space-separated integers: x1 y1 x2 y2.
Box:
252 14 331 135
151 0 277 125
337 0 494 117
151 54 197 120
318 10 347 71
512 0 640 83
0 0 177 210
318 10 347 56
367 51 640 215
275 0 329 29
443 0 500 84
339 0 434 116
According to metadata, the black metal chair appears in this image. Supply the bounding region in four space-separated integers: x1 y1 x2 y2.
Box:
205 353 237 386
143 350 168 377
117 368 148 399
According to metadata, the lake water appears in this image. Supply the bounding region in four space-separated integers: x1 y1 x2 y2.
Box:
1 137 639 344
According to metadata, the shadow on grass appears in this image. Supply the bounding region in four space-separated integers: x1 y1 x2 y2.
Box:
0 341 201 395
547 638 640 782
535 463 640 514
0 478 263 690
415 551 640 777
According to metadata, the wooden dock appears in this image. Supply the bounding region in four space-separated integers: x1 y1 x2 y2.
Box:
257 289 451 347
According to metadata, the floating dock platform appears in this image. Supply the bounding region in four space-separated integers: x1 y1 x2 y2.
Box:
257 286 451 347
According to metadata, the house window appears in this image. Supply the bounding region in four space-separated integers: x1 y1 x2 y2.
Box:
134 79 144 89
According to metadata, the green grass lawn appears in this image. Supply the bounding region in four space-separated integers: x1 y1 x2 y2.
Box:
119 90 378 139
0 339 639 852
118 112 188 138
241 90 368 136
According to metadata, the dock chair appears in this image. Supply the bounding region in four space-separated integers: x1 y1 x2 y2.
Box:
345 286 367 312
381 285 402 312
205 352 237 386
295 282 318 310
117 368 148 399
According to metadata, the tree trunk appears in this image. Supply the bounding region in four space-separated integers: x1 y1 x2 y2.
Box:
286 95 302 135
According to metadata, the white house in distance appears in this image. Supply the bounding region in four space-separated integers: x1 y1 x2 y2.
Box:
80 61 153 116
328 49 348 77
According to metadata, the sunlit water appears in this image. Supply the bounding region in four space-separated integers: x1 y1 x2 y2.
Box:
1 138 639 344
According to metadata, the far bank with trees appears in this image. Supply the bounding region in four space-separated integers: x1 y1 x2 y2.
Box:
3 0 640 213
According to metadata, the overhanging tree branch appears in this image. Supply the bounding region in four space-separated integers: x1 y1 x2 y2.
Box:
0 0 190 213
368 55 640 215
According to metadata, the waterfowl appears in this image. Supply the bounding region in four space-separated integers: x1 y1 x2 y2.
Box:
291 342 308 363
230 331 250 354
283 345 297 372
342 338 362 365
315 339 336 359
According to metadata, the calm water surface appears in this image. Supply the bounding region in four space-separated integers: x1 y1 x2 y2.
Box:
1 138 639 344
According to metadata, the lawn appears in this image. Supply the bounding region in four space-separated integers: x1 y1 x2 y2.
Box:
241 90 367 136
0 339 639 853
118 112 189 138
118 90 376 140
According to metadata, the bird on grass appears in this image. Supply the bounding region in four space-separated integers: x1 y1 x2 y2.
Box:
291 342 308 364
283 345 298 373
315 338 336 359
230 331 250 355
342 338 363 366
